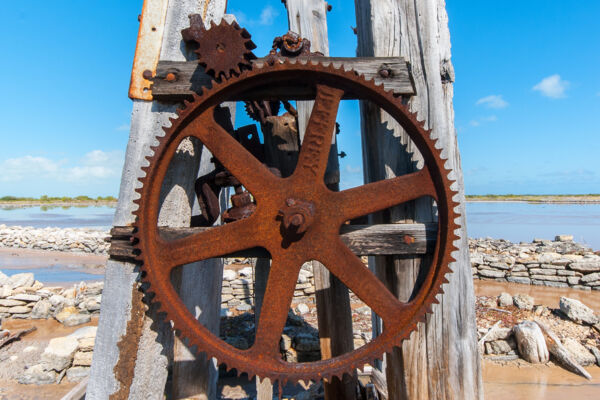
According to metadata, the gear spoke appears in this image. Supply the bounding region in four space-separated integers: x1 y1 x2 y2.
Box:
251 254 302 359
183 108 279 197
318 239 407 323
293 84 344 182
157 216 262 269
335 167 436 223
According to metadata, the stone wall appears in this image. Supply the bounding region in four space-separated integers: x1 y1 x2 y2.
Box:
0 225 109 255
470 236 600 290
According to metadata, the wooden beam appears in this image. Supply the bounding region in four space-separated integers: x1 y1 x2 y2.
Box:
151 57 414 101
355 1 482 399
109 223 437 261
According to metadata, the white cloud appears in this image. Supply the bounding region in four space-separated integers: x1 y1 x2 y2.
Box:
116 124 130 131
345 165 362 174
533 74 569 98
0 150 123 183
259 5 279 25
476 95 508 109
469 120 480 127
468 115 497 128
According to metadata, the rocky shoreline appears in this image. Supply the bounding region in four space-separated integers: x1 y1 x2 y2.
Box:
0 225 109 255
471 235 600 290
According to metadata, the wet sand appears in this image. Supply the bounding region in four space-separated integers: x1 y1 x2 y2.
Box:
474 280 600 313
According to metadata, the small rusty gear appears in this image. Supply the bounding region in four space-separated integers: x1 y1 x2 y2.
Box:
182 14 257 80
133 61 460 384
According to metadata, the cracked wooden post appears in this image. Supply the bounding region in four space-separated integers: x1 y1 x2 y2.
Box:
285 1 357 398
88 1 230 398
354 0 483 398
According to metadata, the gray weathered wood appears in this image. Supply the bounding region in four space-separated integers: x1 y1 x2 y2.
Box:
536 321 592 380
109 223 437 260
354 0 482 399
88 1 229 399
286 1 356 398
60 377 88 400
152 57 414 101
513 321 549 364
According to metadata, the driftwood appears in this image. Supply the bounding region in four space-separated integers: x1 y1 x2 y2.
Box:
513 321 549 364
478 321 502 352
60 376 88 400
0 326 36 350
535 321 592 380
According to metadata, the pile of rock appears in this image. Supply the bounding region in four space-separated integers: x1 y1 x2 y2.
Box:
0 271 102 324
221 264 316 314
19 326 96 384
470 235 600 290
0 224 109 254
478 293 600 372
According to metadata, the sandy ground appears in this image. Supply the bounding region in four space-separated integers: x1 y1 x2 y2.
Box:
0 318 98 400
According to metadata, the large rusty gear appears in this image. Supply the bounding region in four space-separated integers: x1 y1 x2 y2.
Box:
182 14 257 80
132 61 460 384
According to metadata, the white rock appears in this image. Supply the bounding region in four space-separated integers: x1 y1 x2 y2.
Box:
238 267 253 278
8 273 34 289
41 336 79 371
10 293 41 302
18 364 57 385
49 294 66 307
563 338 596 366
513 294 534 311
72 351 93 366
0 271 8 286
0 299 26 307
559 297 599 325
296 303 310 315
23 346 38 353
222 269 237 281
497 293 513 307
66 366 90 382
0 285 11 298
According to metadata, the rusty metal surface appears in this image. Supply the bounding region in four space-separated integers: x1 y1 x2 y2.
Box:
133 61 459 384
182 14 257 80
128 0 170 100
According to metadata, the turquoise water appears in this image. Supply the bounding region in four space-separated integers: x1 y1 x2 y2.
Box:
466 202 600 250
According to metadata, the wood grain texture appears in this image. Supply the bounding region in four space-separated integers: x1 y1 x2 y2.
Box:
286 1 356 398
88 1 230 399
151 57 414 101
354 0 482 399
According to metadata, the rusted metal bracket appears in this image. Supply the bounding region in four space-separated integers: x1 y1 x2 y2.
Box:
128 0 170 100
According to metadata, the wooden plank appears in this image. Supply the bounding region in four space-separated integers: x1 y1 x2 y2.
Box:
151 57 414 101
109 224 437 260
88 1 230 399
285 1 356 398
355 1 482 399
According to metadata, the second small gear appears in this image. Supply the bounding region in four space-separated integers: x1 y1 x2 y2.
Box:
182 14 257 80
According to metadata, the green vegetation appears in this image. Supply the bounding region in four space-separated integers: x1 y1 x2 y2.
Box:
0 195 117 203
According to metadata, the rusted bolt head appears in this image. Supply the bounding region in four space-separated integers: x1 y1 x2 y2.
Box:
379 68 392 78
165 72 177 82
280 198 315 235
142 70 153 80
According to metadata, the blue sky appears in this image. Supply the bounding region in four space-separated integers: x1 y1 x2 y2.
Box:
0 1 598 197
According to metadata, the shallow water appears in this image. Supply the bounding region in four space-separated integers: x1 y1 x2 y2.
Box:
474 280 600 313
466 202 600 250
0 205 114 230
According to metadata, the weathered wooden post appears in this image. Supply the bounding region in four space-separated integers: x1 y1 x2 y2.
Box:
88 1 230 398
284 1 358 398
354 0 483 398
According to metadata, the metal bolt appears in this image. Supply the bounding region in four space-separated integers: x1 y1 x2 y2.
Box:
165 72 177 82
142 70 153 80
379 68 391 78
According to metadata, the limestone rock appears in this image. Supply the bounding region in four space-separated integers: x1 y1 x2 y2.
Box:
569 261 600 273
559 297 598 325
485 339 516 355
41 336 79 371
555 235 573 242
63 313 91 327
586 345 600 367
66 366 90 382
8 305 30 314
0 299 26 307
72 351 93 366
513 294 534 310
296 303 310 315
8 273 34 289
514 321 549 364
562 338 596 366
31 299 52 319
478 269 505 278
497 292 513 307
222 269 237 281
18 364 57 385
10 293 41 302
581 272 600 283
0 271 8 286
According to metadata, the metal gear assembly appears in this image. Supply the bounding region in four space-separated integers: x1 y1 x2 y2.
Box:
182 14 257 80
132 61 459 384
